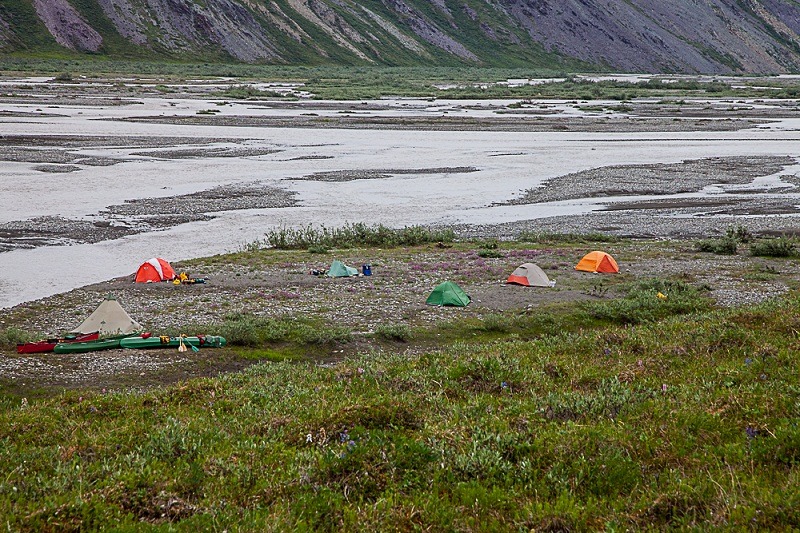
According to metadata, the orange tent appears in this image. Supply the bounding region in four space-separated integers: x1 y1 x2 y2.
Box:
135 257 177 283
575 251 619 273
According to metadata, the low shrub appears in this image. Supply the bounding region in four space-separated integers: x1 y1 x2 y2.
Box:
477 248 504 258
373 323 412 342
517 231 619 244
307 245 330 254
696 237 737 255
0 327 35 348
587 278 712 324
218 313 352 346
726 224 753 243
750 238 796 258
264 223 455 250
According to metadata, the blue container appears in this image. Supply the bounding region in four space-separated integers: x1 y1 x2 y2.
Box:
362 264 372 276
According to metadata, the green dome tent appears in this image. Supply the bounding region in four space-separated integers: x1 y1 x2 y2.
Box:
426 281 471 307
327 260 359 277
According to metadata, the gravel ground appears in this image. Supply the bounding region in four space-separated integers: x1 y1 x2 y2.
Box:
503 156 795 204
295 167 479 182
0 183 296 251
2 237 797 393
115 113 765 132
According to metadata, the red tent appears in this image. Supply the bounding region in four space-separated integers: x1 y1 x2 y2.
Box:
135 257 176 283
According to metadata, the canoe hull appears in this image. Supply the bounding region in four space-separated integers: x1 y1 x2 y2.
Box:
53 336 126 354
17 332 100 354
120 335 226 349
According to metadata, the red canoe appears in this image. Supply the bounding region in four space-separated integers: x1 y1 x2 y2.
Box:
16 332 100 354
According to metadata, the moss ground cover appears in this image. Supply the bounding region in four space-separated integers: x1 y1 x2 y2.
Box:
2 294 800 529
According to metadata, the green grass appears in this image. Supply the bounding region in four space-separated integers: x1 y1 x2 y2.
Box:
215 313 353 346
4 293 800 528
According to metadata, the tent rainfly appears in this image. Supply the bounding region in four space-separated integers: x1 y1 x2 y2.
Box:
506 263 555 287
426 281 471 307
327 260 359 277
71 295 142 336
575 251 619 274
135 257 176 283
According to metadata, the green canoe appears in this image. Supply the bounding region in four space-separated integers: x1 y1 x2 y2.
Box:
119 335 226 349
53 336 126 354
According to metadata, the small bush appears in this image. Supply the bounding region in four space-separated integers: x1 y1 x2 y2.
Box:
477 248 504 258
0 327 36 347
750 238 796 258
726 224 753 243
373 323 412 342
696 237 737 255
588 278 712 324
53 72 72 82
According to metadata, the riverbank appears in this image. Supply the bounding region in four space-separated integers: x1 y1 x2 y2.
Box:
1 231 797 395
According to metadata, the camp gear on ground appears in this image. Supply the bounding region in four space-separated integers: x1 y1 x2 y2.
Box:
16 332 99 354
362 264 372 276
575 251 619 273
426 281 471 307
53 334 132 354
506 263 555 287
327 260 359 277
119 335 226 349
135 257 176 283
70 295 142 336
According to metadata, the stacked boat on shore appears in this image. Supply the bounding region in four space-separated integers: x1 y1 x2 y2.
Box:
46 334 227 354
16 295 225 354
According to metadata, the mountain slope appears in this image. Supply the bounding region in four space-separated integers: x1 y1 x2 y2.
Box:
0 0 799 73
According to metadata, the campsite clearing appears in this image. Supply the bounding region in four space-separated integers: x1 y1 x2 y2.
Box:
0 234 797 394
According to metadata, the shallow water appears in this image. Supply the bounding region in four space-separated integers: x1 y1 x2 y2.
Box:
1 89 799 309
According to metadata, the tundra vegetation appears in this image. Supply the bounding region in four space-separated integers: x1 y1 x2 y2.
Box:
2 60 800 100
2 228 800 529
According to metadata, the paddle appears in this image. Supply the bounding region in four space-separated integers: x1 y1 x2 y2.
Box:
178 335 200 353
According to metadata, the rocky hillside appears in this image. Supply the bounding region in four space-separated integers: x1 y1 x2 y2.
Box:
0 0 799 73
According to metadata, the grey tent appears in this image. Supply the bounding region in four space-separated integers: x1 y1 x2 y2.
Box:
71 295 141 336
506 263 555 287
